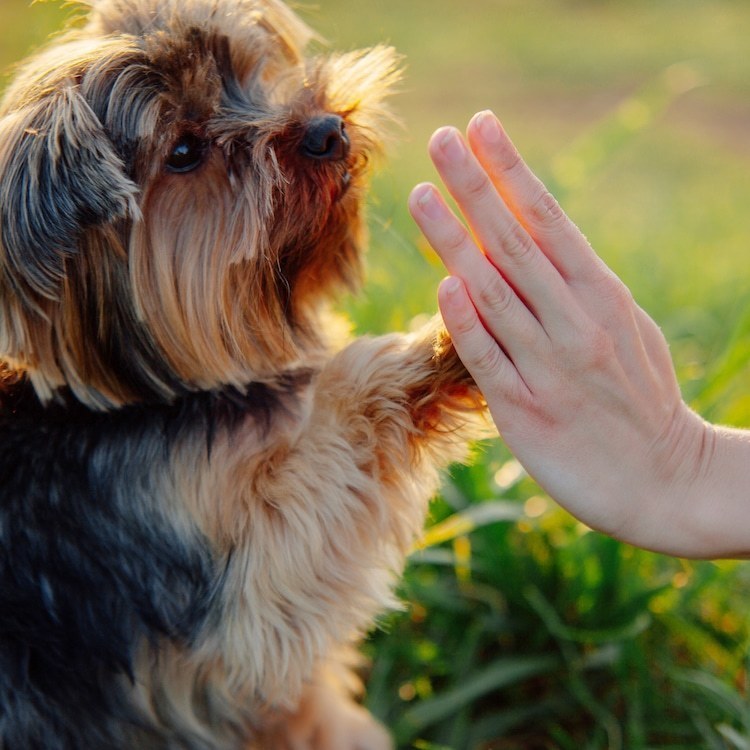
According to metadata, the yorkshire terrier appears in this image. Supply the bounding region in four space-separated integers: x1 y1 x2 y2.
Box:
0 1 485 748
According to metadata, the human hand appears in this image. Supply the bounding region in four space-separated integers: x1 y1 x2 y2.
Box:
408 111 713 555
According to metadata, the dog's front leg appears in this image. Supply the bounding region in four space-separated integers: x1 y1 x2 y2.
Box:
248 321 486 747
317 318 487 471
212 320 485 748
256 659 392 750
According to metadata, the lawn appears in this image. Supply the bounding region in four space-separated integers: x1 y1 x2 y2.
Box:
3 1 750 747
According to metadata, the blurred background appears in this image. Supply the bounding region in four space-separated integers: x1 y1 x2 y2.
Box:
3 1 750 747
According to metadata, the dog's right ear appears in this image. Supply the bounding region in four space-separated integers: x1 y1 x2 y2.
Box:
0 84 139 308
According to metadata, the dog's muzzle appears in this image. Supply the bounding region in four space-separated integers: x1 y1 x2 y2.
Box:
301 115 350 162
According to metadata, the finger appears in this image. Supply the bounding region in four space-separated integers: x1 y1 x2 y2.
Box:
466 110 609 285
427 126 579 336
409 182 544 367
437 276 530 411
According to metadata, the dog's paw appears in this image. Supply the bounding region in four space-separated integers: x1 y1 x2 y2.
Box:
284 701 392 750
261 687 393 750
432 326 477 389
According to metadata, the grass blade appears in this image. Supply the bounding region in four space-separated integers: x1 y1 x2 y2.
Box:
396 653 559 738
413 501 524 552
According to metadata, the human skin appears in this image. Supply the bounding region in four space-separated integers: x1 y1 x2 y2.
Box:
409 110 750 559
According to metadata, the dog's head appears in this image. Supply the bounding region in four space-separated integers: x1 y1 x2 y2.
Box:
0 0 399 408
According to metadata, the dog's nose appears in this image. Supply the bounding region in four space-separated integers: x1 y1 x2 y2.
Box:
301 115 350 161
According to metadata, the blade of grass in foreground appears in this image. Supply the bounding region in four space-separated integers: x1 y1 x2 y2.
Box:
413 501 524 552
690 301 750 422
525 585 654 644
395 653 559 740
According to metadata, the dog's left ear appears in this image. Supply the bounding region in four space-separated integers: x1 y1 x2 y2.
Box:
0 85 138 304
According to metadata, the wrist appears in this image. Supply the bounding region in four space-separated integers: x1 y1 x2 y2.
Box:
679 420 750 559
645 406 750 559
654 403 714 493
615 403 714 557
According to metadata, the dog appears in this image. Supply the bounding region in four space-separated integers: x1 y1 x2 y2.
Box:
0 1 486 747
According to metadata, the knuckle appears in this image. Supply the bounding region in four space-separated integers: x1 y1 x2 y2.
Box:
477 272 514 318
611 280 635 311
462 170 494 203
528 189 566 229
441 222 471 255
496 144 524 177
498 222 536 265
577 325 615 370
471 339 505 377
599 273 634 313
452 303 484 338
449 309 504 376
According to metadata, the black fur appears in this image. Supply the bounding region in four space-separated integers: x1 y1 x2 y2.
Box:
0 87 138 303
0 371 311 749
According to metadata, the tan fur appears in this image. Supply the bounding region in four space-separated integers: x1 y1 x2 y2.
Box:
0 1 487 747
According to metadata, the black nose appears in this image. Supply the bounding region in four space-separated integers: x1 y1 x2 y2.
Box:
301 115 350 161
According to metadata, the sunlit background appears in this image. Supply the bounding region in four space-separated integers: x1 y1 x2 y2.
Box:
3 1 750 747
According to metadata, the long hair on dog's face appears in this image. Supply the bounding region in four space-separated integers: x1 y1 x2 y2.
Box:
0 0 399 409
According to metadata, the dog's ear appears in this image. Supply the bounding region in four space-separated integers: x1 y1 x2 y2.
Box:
0 85 138 305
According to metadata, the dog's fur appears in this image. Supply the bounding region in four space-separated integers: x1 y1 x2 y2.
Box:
0 2 485 747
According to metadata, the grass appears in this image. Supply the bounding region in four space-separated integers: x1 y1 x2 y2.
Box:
3 1 750 747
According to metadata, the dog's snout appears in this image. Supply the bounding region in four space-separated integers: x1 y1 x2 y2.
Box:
301 115 350 162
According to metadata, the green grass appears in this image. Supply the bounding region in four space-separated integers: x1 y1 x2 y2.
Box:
3 1 750 747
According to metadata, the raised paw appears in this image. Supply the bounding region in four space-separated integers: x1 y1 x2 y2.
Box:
405 320 486 437
258 683 392 750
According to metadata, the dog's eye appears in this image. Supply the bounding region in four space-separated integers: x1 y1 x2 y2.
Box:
166 134 207 174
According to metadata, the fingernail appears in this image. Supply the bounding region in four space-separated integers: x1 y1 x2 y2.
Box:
438 128 466 163
413 183 443 220
476 110 502 143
